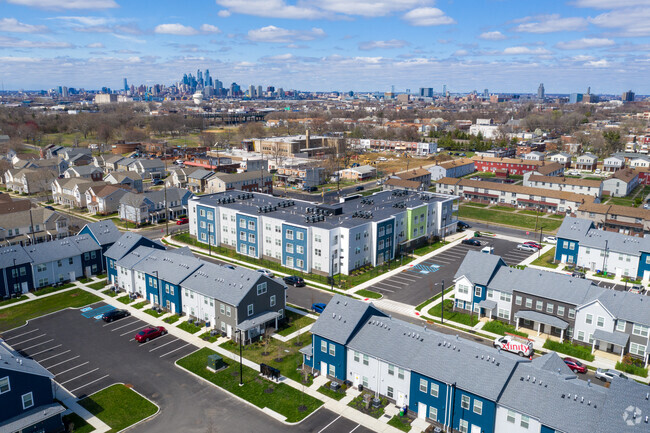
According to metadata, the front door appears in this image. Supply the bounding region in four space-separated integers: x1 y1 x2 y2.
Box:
471 425 481 433
353 374 360 387
21 282 28 294
227 325 232 338
68 271 75 281
397 392 405 407
170 301 175 314
321 361 328 376
418 402 427 420
150 293 155 304
561 254 567 263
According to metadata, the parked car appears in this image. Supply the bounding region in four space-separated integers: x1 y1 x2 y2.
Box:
629 285 646 295
571 271 586 279
356 186 365 191
44 205 55 210
462 239 481 246
563 357 587 373
457 221 471 230
377 157 387 161
102 309 130 323
543 236 557 244
283 275 306 287
595 368 628 382
176 217 189 225
312 303 327 314
152 179 164 186
517 244 537 252
256 269 274 278
302 186 317 192
135 326 167 343
594 169 602 175
524 241 542 249
493 334 534 357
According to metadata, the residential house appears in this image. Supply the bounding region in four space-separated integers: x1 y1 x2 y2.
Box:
24 157 68 176
0 208 69 245
523 174 603 198
382 178 422 192
629 155 650 169
103 232 165 286
524 151 545 161
603 156 625 172
78 220 122 272
548 152 572 168
85 184 130 215
339 165 376 181
576 202 650 236
428 158 475 181
104 155 125 172
0 340 65 433
116 157 137 172
119 188 193 224
0 194 31 215
64 165 104 181
575 153 598 171
104 171 143 193
187 169 216 193
392 168 432 189
52 178 106 209
205 171 273 194
166 166 203 189
128 159 166 179
0 245 34 297
276 165 326 189
59 148 92 167
4 168 56 195
602 168 640 197
92 155 106 169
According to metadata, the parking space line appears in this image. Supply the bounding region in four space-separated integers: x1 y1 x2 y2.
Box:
120 325 146 337
318 415 341 433
38 350 71 364
60 368 99 385
138 334 170 346
103 318 133 327
44 355 79 369
111 319 143 331
159 343 190 358
69 374 110 394
373 281 399 289
350 425 361 433
149 338 179 352
391 274 419 282
20 339 54 352
10 333 47 346
54 361 89 377
3 328 39 341
371 286 394 293
30 344 62 357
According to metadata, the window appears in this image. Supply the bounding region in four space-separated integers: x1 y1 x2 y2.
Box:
557 306 565 317
585 314 593 325
22 392 34 409
239 231 246 241
507 410 516 424
388 364 394 375
286 229 293 240
500 292 511 303
329 364 335 377
568 309 575 319
457 284 469 295
200 209 205 217
297 232 304 241
521 415 530 429
257 283 267 295
315 249 321 257
546 303 554 314
597 316 605 327
473 400 482 415
430 383 439 397
475 286 482 297
247 304 254 317
461 394 470 410
515 296 522 306
398 368 404 380
577 330 585 341
248 233 255 243
270 295 276 307
297 245 304 254
525 298 532 308
315 234 321 242
362 376 368 388
226 306 231 317
354 351 360 362
329 343 335 356
497 308 510 320
535 300 543 311
429 407 437 421
321 340 327 353
616 320 626 332
633 323 649 338
248 220 255 230
387 386 394 399
459 419 468 433
239 219 245 228
0 377 10 394
419 379 428 393
630 342 646 357
363 354 369 366
286 243 294 253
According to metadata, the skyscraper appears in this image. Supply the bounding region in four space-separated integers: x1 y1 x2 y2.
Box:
537 83 545 99
124 78 128 92
257 85 263 98
419 88 433 97
622 90 635 102
442 84 447 95
204 69 211 88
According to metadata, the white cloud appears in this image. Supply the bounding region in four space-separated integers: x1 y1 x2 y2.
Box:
53 16 110 26
154 24 198 36
359 39 409 50
453 49 469 56
316 0 431 17
247 26 326 43
585 59 609 67
217 10 231 17
556 38 615 49
7 0 118 9
589 8 650 37
86 42 104 48
216 0 324 19
402 7 455 26
0 35 72 48
200 24 221 33
514 15 588 33
479 31 506 40
502 46 551 55
572 54 595 61
572 0 650 8
0 18 48 33
0 56 41 62
261 53 296 62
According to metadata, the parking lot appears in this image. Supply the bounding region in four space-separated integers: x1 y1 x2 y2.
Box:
367 237 536 305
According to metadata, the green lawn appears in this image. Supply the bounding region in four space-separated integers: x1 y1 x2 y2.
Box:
116 295 134 304
415 286 454 312
143 308 165 318
461 202 489 207
426 299 479 327
163 314 181 324
0 289 100 332
606 196 636 207
102 289 118 298
531 248 559 269
348 393 388 419
78 384 157 433
491 205 516 212
88 281 108 291
543 340 595 361
355 289 382 299
482 320 528 337
132 301 149 309
388 415 413 432
317 383 347 401
0 295 28 307
220 333 312 385
198 331 219 343
276 310 315 337
459 205 563 232
33 282 76 296
413 241 448 256
517 209 545 216
62 413 95 433
177 348 322 422
177 320 203 334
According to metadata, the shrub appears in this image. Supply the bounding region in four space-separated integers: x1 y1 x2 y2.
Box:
543 340 594 361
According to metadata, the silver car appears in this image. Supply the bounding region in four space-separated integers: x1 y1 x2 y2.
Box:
517 244 537 252
595 368 627 382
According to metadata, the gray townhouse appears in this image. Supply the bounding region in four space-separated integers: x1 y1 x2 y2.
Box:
119 188 193 225
128 159 166 179
104 170 143 193
0 207 69 245
78 220 123 273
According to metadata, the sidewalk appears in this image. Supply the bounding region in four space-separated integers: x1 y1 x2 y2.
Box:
0 276 104 311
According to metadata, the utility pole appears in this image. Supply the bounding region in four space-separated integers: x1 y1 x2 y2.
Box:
163 142 169 236
440 279 445 324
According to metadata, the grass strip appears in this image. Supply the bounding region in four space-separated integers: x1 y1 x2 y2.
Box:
355 289 382 299
78 384 157 433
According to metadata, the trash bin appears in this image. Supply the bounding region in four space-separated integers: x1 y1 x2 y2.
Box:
358 385 364 392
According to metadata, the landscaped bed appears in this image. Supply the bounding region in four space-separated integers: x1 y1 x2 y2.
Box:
355 289 382 299
177 348 322 423
131 301 149 309
425 299 479 327
198 331 219 343
276 310 315 337
101 288 118 297
163 314 181 324
62 412 94 433
116 295 134 304
178 320 203 334
482 320 528 337
616 355 648 378
388 414 413 432
143 308 165 318
88 281 107 291
317 381 347 401
34 282 75 296
78 384 157 432
347 393 388 419
543 339 595 361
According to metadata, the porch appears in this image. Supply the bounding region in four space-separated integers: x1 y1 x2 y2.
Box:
236 311 280 344
591 329 629 363
514 310 569 341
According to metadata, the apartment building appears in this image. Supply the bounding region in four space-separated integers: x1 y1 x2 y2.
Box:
52 178 106 209
577 202 650 236
575 153 598 171
602 168 640 197
472 156 564 177
188 190 459 276
0 208 69 245
523 174 603 198
428 158 475 181
548 152 572 168
205 171 273 194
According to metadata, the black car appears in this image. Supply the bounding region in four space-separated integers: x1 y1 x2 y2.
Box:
102 309 130 322
571 271 586 279
356 186 365 191
302 186 318 192
152 179 164 186
457 221 471 230
44 205 55 210
283 275 306 287
462 239 481 246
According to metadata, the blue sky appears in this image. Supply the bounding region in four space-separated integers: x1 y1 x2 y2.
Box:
1 0 650 93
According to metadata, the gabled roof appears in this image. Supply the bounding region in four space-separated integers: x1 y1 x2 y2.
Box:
0 244 32 268
594 377 650 433
24 234 100 264
78 220 122 246
105 170 142 182
187 169 215 180
454 250 506 286
0 340 52 378
556 216 594 241
559 217 650 255
104 232 163 261
132 249 203 285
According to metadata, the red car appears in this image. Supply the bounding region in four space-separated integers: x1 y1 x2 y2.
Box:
135 326 167 343
176 217 189 225
564 357 587 373
524 241 542 249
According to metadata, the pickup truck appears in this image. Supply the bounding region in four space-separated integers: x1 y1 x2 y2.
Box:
494 333 534 357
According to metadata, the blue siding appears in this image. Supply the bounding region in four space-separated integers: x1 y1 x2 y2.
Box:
376 219 395 264
0 368 55 424
196 204 217 246
637 252 650 278
236 214 259 258
78 226 113 271
472 284 487 306
452 389 496 433
312 335 346 381
161 281 182 314
107 257 118 284
555 238 579 264
282 224 308 271
541 426 559 433
80 249 103 276
409 371 448 423
145 273 161 304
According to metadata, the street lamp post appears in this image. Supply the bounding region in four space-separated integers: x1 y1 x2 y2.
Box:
236 329 244 386
434 279 445 324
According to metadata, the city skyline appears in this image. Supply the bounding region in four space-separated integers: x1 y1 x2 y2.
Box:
1 0 650 93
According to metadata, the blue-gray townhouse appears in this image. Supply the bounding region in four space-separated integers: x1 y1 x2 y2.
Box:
0 245 33 298
0 340 65 433
78 220 122 273
103 232 165 286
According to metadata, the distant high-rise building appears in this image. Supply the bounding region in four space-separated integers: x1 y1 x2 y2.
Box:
123 78 128 92
569 93 583 104
61 86 68 98
537 83 545 99
230 82 241 97
277 88 284 98
248 85 255 98
267 86 275 93
622 90 635 102
483 88 489 98
257 85 263 98
204 69 211 88
419 88 433 97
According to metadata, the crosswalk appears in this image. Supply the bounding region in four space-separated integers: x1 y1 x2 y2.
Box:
410 263 441 274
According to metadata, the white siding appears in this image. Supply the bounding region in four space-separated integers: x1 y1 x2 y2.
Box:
346 349 411 405
574 301 616 344
495 406 541 433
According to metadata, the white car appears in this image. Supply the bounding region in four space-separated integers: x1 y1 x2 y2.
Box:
256 269 275 278
594 169 602 174
543 236 557 244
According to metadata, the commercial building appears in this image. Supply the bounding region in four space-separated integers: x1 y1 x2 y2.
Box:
188 190 459 276
245 132 344 158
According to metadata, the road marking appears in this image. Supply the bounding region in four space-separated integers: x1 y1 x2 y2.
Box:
391 274 419 282
371 286 395 293
20 339 54 352
43 354 79 370
373 281 399 290
159 343 190 358
350 425 361 433
149 338 178 352
30 344 62 357
10 333 47 346
318 415 341 433
39 350 72 364
60 368 99 385
138 334 169 346
120 325 146 337
3 328 39 341
54 361 89 377
111 320 142 331
69 374 110 394
129 338 135 341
